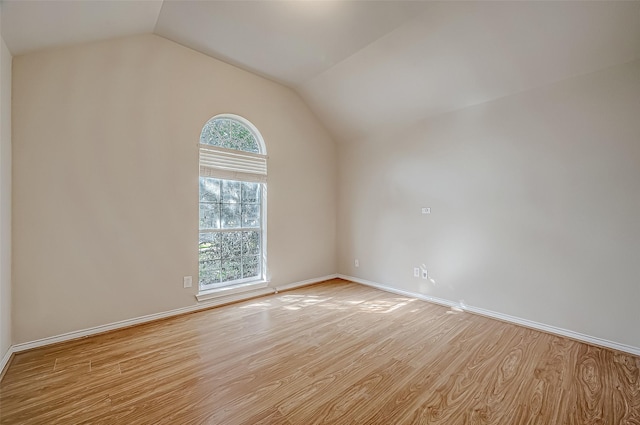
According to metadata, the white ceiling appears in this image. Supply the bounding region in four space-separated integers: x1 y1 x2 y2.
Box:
1 1 163 55
155 1 425 86
300 1 640 142
2 1 640 143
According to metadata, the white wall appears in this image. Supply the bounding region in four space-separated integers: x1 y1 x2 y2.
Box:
338 60 640 349
12 34 337 344
0 16 13 362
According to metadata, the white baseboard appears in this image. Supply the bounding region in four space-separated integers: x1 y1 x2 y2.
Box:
10 274 337 355
274 274 338 292
0 346 14 378
338 274 640 357
343 275 459 309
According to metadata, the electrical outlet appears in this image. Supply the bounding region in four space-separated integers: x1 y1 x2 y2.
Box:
355 259 359 267
421 207 431 214
413 267 420 277
183 276 192 288
421 269 428 279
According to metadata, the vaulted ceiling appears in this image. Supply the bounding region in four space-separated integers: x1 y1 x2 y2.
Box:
2 1 640 143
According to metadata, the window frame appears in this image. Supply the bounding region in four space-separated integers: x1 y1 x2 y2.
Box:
197 114 268 300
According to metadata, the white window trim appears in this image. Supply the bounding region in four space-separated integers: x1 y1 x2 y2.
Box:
196 185 267 293
196 279 270 302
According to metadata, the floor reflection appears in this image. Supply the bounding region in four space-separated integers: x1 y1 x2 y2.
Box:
240 293 416 314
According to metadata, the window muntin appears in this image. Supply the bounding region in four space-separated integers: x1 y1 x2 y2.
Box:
198 115 266 291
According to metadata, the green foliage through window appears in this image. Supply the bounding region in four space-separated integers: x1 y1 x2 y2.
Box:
200 118 260 153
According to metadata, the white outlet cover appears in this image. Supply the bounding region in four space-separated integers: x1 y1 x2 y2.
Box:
355 259 359 267
413 268 420 277
421 207 431 214
183 276 192 288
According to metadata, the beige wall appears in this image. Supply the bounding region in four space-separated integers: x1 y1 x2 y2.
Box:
0 28 13 357
338 60 640 349
12 34 337 344
10 30 638 351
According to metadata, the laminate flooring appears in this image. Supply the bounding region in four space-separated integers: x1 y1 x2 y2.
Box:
1 279 638 424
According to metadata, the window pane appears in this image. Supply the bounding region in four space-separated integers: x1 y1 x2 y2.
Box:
199 233 222 261
221 231 242 258
242 182 260 204
213 119 230 146
242 204 260 228
200 203 220 229
221 204 241 229
199 121 218 146
240 134 259 153
242 256 260 279
199 178 220 203
230 121 259 153
242 231 260 256
200 117 260 153
222 258 242 282
226 120 243 151
199 260 221 286
222 180 241 203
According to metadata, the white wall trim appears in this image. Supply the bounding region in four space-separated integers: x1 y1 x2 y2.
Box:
338 274 640 357
11 274 337 354
274 274 338 292
342 275 459 309
0 346 14 378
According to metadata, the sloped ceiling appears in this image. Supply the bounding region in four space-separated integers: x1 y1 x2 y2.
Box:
1 0 163 54
2 1 640 143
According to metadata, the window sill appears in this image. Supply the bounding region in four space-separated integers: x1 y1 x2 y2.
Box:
196 280 271 302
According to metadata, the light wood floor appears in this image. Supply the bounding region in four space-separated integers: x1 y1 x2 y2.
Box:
1 279 638 424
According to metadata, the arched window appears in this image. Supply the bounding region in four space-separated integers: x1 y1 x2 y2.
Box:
198 115 267 292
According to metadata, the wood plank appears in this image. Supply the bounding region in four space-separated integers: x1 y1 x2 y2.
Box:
1 279 637 424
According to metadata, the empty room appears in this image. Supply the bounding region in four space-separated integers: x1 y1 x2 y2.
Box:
1 1 639 423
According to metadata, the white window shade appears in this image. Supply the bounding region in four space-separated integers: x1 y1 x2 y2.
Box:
199 144 268 183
